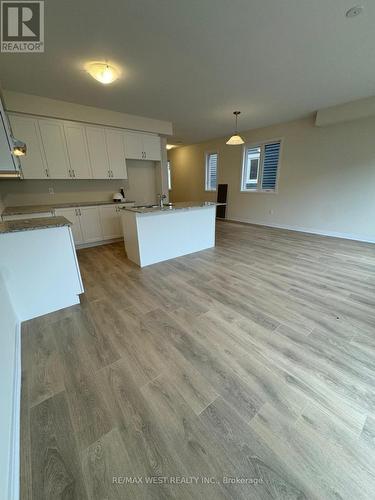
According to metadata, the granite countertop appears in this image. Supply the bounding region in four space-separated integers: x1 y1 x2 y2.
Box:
0 216 72 234
2 200 136 216
120 201 224 214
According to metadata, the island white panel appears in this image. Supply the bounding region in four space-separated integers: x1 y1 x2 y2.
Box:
122 206 216 267
0 226 83 320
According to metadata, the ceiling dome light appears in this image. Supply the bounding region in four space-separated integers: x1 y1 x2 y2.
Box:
226 111 245 145
86 62 119 84
346 6 363 17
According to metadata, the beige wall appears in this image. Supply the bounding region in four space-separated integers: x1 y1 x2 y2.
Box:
169 116 375 242
0 160 158 207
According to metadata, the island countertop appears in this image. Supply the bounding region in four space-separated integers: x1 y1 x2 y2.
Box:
120 201 224 215
0 216 72 234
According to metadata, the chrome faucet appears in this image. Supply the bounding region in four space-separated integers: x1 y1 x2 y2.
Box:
157 193 167 208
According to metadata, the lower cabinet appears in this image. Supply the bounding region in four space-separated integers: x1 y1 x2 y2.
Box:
80 206 103 243
99 205 123 240
54 208 84 245
55 203 134 246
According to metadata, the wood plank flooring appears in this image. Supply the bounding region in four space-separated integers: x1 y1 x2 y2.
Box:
20 221 375 499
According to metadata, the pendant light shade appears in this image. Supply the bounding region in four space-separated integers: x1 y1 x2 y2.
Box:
226 111 245 145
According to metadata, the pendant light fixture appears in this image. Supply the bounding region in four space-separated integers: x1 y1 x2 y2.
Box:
226 111 244 145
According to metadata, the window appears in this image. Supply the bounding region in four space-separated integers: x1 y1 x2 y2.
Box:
167 160 172 190
205 152 218 191
241 141 281 192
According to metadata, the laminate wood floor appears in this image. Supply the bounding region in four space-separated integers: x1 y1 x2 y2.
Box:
20 221 375 499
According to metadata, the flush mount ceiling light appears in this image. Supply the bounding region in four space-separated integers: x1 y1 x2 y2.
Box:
346 6 363 17
86 62 119 84
166 144 176 150
226 111 245 145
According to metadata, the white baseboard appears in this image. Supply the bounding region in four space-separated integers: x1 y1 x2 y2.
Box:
8 322 21 500
225 217 375 244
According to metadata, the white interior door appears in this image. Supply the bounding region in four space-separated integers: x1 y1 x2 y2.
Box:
64 123 92 179
99 205 123 239
142 134 161 161
85 126 110 179
105 129 128 179
38 119 70 179
123 131 143 159
79 206 103 243
9 115 47 179
54 208 84 245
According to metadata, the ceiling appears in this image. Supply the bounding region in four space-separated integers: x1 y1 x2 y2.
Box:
1 0 375 144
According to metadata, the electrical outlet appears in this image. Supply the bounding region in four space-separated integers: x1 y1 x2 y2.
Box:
48 187 54 195
269 209 274 215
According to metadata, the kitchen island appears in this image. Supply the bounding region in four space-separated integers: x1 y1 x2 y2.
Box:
0 216 83 320
120 202 219 267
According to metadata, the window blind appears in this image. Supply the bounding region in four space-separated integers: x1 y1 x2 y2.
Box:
262 142 281 190
206 153 217 190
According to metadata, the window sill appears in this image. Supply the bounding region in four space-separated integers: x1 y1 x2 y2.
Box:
205 189 217 192
240 189 277 194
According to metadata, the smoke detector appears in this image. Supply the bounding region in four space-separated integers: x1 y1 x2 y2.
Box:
346 6 363 18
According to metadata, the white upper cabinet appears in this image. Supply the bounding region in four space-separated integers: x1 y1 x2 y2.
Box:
105 129 128 179
38 119 70 179
123 131 161 161
142 133 161 161
123 131 143 160
7 112 161 180
85 126 111 179
64 123 92 179
9 115 47 179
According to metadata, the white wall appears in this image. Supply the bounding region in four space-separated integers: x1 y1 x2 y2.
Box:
3 90 173 135
0 276 19 500
169 115 375 243
127 161 158 204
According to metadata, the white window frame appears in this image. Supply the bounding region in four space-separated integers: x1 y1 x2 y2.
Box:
241 138 283 194
205 151 218 192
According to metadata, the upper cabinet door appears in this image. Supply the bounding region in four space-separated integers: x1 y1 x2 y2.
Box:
85 126 110 179
38 119 70 179
105 129 127 179
123 131 143 160
64 123 92 179
142 134 161 161
9 115 47 179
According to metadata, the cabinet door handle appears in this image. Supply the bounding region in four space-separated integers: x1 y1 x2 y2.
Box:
75 209 78 216
69 169 72 177
108 170 111 178
111 170 114 178
45 168 49 178
73 169 76 178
